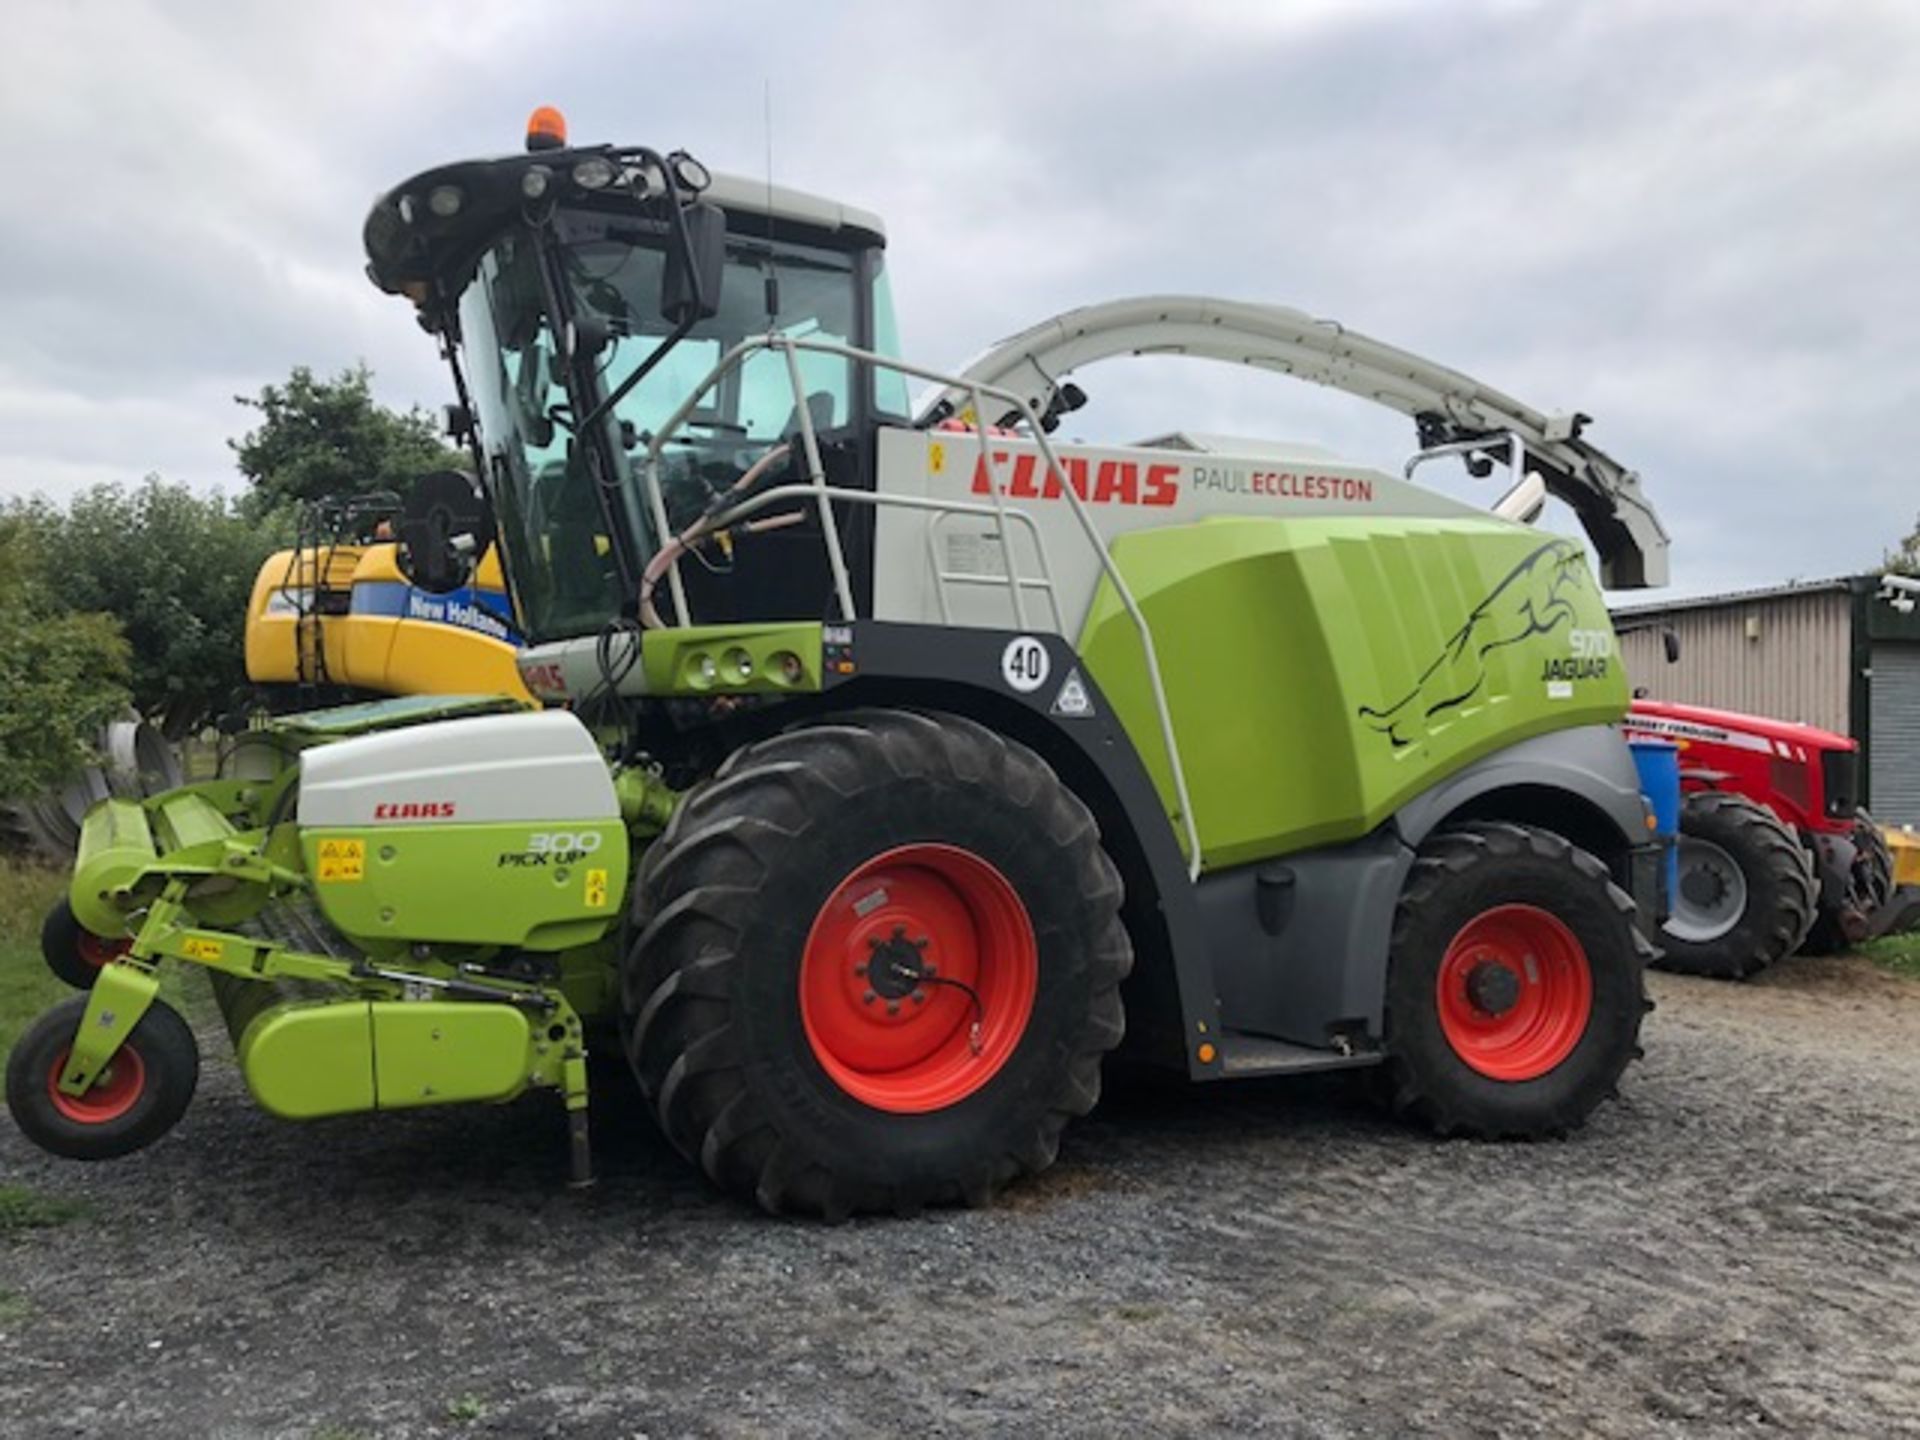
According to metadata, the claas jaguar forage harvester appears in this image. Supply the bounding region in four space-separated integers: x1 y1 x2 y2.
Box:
9 109 1678 1217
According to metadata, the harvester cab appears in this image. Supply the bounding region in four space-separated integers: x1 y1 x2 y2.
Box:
10 111 1682 1219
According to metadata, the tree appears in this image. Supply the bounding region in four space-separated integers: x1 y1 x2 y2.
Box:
0 517 129 799
230 363 459 517
16 481 287 737
1888 515 1919 577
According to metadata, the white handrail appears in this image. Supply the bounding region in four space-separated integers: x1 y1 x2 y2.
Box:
639 335 1205 878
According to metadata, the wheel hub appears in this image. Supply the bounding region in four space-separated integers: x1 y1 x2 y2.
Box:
799 844 1039 1114
864 927 931 1001
1434 904 1593 1082
1464 959 1522 1017
1679 864 1727 909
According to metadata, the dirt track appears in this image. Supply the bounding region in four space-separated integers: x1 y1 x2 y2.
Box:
4 956 1919 1438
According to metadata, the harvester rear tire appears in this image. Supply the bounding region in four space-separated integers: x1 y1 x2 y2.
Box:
40 898 131 990
1802 812 1895 955
1382 822 1652 1138
1658 791 1815 977
621 708 1131 1219
5 995 199 1160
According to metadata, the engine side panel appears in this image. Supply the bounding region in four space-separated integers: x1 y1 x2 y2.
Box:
298 711 626 949
1077 516 1628 870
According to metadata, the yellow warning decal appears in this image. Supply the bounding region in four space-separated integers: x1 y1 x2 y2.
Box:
928 441 946 475
182 937 223 962
316 837 365 884
585 868 609 909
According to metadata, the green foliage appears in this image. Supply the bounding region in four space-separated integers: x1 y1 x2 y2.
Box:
231 363 459 517
0 864 73 1055
12 481 286 738
0 522 129 798
0 1185 88 1237
1888 516 1919 577
1860 930 1920 978
445 1395 488 1425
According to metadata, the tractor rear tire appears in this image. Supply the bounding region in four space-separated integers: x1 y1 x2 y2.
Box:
40 898 131 990
622 709 1131 1219
1658 792 1815 978
1803 811 1896 954
1382 822 1652 1138
5 995 200 1160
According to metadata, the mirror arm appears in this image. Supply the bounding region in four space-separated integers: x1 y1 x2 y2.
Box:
576 310 698 438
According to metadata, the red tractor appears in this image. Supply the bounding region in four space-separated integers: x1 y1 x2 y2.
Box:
1625 700 1895 977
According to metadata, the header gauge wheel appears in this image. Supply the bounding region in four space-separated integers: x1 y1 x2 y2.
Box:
6 996 199 1161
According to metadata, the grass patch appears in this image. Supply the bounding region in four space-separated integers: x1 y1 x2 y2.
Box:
445 1394 487 1425
0 1289 29 1326
0 862 71 1057
1859 930 1920 980
0 1184 87 1236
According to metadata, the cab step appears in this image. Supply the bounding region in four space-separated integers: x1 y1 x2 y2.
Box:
1212 1029 1382 1079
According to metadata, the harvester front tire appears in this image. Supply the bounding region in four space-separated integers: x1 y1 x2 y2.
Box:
40 898 131 990
5 995 199 1161
1658 791 1815 977
622 709 1131 1219
1383 822 1651 1138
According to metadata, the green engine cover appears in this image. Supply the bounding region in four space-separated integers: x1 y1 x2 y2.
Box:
1079 516 1628 870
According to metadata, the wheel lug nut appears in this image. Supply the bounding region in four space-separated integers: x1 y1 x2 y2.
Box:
924 964 937 978
887 1001 901 1016
912 991 926 1004
863 990 877 1004
853 964 867 977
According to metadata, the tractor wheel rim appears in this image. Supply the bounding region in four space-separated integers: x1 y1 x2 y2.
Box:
74 931 132 970
1664 836 1748 943
45 1045 146 1125
1435 904 1592 1082
800 843 1039 1113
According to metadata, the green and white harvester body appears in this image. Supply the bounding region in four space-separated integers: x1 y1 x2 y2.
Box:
9 113 1676 1217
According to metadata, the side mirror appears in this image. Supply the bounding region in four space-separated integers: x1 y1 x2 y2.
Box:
396 470 495 596
661 200 725 326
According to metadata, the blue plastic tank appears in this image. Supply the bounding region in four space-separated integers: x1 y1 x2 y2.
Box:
1629 737 1682 905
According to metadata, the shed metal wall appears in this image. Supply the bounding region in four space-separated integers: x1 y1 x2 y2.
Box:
1615 588 1854 736
1869 643 1920 826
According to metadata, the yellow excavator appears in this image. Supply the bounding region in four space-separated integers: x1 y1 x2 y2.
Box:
244 528 529 705
243 485 528 706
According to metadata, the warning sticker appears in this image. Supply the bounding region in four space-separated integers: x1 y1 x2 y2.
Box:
585 868 609 909
1051 669 1095 718
316 837 365 884
182 937 223 962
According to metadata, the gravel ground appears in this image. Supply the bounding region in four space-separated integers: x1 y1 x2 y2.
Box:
3 955 1919 1439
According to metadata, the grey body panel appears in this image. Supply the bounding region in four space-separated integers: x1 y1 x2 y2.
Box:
1202 829 1411 1052
1393 723 1649 851
1199 724 1650 1056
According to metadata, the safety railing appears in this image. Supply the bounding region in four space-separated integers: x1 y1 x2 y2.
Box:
640 334 1203 878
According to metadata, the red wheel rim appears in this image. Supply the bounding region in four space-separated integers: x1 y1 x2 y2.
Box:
75 931 132 970
800 843 1039 1113
46 1045 146 1125
1435 904 1592 1081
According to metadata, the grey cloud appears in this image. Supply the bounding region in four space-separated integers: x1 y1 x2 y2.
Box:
1 0 1915 600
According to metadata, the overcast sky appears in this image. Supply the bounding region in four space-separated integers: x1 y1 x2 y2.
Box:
3 0 1915 598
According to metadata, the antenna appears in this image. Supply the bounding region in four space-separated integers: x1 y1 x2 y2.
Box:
763 79 780 324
